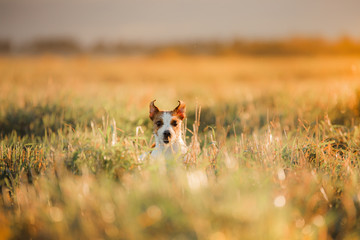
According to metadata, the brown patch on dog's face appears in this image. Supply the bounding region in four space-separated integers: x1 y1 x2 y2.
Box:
151 111 165 135
169 113 182 134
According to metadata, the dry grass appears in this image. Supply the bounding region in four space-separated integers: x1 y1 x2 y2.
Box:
0 55 360 239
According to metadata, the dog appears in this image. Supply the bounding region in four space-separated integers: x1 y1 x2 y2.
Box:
140 100 187 162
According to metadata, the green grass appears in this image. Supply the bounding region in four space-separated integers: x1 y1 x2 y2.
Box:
1 55 360 239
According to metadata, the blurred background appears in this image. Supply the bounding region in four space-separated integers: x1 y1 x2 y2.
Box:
2 1 360 240
1 0 360 55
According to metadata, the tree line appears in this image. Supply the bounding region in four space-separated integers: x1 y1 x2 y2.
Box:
1 36 360 56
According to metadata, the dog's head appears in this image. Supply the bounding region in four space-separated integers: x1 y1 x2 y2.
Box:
149 100 186 145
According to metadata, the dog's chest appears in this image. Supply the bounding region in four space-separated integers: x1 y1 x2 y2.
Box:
150 141 187 160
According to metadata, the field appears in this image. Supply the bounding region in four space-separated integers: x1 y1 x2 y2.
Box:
1 55 360 239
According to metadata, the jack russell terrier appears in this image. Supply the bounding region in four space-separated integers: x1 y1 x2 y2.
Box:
141 100 187 161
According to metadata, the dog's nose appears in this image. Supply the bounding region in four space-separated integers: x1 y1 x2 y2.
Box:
163 130 171 139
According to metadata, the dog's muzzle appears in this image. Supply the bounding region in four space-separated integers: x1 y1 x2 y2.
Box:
163 130 171 144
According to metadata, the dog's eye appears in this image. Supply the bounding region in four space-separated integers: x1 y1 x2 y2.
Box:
171 120 178 127
156 121 163 127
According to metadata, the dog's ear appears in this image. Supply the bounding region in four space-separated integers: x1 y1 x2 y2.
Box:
149 100 159 120
173 100 186 120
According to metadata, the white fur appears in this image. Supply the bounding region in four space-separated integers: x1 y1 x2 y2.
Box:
154 112 176 146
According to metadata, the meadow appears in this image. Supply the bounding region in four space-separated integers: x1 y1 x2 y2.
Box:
1 55 360 239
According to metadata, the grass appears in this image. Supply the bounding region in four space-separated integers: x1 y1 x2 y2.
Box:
0 55 360 239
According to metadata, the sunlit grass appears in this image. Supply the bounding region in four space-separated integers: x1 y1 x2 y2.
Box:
0 55 360 239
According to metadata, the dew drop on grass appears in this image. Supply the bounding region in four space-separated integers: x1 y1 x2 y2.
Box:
274 195 286 208
312 215 325 227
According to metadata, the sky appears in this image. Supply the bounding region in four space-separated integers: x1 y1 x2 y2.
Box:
0 0 359 45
